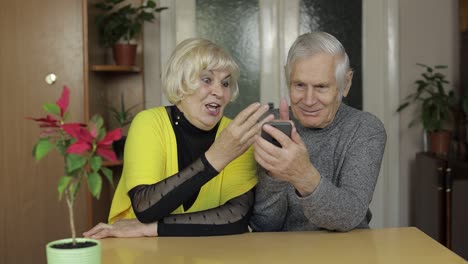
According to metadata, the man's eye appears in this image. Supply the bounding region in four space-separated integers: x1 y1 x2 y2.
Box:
295 83 305 89
316 85 329 91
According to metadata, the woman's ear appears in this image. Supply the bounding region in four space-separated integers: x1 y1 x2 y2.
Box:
342 70 353 97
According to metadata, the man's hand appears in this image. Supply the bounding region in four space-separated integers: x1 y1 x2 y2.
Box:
254 101 320 197
279 97 290 120
83 218 158 239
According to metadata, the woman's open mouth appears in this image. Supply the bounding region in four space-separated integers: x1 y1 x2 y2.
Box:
205 103 221 116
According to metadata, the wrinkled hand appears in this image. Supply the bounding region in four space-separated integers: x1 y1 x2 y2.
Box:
82 218 158 239
254 99 320 196
206 102 274 171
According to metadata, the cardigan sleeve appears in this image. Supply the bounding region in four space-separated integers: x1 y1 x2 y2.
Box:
128 155 218 223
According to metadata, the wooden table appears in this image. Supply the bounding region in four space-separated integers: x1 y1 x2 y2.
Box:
100 227 466 263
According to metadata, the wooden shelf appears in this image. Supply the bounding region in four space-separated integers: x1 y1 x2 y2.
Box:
91 65 141 72
102 160 123 167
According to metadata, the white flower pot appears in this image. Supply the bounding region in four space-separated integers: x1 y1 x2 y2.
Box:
46 238 101 264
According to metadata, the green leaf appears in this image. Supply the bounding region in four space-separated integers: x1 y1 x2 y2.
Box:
396 102 409 112
87 172 102 199
66 154 87 173
43 103 61 116
90 114 104 131
155 7 169 12
100 167 113 185
57 176 72 200
146 0 156 8
416 62 429 68
34 139 54 160
90 156 102 172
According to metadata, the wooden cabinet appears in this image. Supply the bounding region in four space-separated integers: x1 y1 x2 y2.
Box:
85 0 145 227
412 152 468 260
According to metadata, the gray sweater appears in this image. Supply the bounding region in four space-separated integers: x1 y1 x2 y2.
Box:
250 103 387 232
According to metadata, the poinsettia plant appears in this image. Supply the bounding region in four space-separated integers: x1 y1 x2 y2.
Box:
27 86 122 246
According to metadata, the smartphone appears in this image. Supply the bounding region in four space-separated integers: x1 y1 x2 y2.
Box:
261 121 292 148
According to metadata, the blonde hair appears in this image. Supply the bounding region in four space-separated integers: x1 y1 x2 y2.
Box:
162 38 240 104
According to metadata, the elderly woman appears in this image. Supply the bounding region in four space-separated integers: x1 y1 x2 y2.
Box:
84 38 272 237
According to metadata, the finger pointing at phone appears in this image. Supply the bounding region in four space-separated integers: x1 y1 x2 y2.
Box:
279 97 290 120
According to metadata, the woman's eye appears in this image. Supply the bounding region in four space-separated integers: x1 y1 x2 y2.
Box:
222 81 230 88
201 77 211 84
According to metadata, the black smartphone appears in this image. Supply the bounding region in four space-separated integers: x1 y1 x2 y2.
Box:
261 121 292 148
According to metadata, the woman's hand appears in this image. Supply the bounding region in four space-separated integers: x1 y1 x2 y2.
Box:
205 102 273 171
82 218 158 239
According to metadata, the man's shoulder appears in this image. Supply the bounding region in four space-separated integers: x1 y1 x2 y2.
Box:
342 105 386 134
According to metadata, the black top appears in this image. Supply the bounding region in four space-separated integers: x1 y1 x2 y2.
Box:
128 105 254 236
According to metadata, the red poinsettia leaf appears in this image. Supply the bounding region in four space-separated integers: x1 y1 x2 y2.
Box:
57 86 70 117
80 127 95 142
26 115 58 123
66 122 87 127
98 128 122 147
62 123 84 139
66 142 91 154
96 148 118 162
26 115 60 128
39 128 58 137
39 124 60 128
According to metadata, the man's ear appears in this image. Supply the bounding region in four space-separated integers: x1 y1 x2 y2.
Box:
342 70 353 97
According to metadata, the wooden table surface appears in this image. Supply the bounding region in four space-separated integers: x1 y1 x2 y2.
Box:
100 227 466 263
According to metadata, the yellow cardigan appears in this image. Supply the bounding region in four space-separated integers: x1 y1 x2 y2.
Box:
108 106 257 224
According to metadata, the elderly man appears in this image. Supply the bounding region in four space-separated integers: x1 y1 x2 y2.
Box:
251 31 387 232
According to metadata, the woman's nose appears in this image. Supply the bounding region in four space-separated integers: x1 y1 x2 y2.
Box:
211 82 224 97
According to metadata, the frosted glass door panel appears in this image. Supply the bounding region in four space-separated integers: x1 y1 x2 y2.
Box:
299 0 362 109
196 0 260 118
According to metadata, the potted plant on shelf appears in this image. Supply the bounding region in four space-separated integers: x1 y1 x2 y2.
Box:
397 63 456 156
27 86 122 264
95 0 168 66
109 93 139 160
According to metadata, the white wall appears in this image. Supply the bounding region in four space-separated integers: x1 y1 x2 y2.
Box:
398 0 459 226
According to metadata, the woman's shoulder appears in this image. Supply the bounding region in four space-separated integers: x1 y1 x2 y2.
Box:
133 106 170 123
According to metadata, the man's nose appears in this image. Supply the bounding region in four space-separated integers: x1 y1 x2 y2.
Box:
303 87 316 105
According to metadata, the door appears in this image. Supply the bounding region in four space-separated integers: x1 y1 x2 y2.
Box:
0 1 87 263
156 0 362 117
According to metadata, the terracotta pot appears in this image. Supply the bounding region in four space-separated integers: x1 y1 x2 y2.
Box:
112 44 137 66
429 130 452 156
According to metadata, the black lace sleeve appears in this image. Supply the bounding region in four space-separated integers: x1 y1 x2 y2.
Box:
157 188 254 236
128 154 219 223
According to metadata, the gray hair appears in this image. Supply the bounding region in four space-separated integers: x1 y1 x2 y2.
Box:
285 32 351 99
